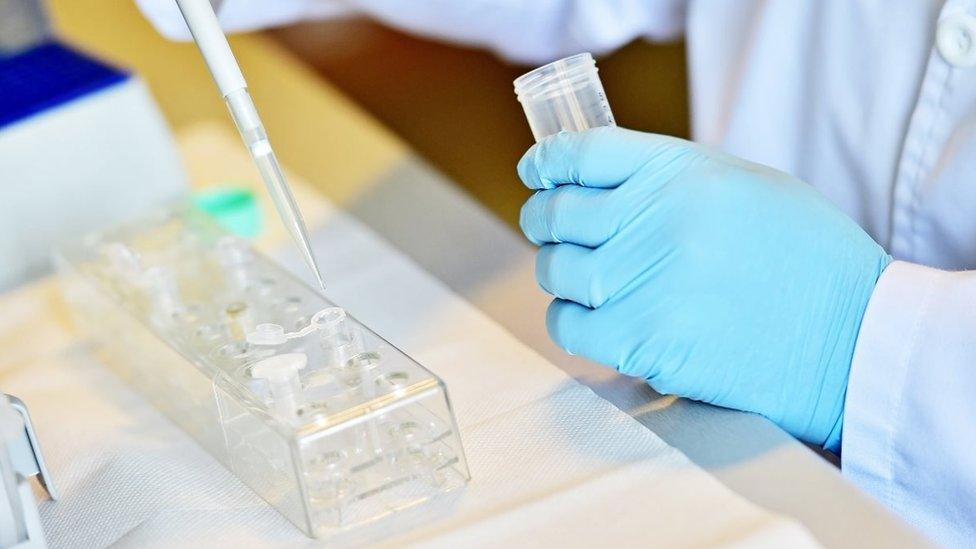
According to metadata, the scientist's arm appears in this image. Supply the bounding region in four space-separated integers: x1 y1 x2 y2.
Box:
135 0 686 63
843 262 976 546
517 127 974 545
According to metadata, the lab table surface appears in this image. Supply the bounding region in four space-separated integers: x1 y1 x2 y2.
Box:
16 2 930 545
0 126 914 547
294 140 927 549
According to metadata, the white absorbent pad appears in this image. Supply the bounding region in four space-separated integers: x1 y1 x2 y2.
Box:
0 128 820 547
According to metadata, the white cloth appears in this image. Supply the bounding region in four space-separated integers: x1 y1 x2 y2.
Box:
137 1 976 544
0 127 818 547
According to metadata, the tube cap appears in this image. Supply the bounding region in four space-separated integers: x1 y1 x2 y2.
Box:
193 186 261 237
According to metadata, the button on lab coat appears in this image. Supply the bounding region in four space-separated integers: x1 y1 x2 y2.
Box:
140 0 976 544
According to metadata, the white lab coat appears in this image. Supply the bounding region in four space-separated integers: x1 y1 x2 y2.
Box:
139 0 976 545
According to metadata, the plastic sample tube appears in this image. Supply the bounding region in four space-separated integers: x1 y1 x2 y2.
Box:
514 52 616 142
251 353 308 422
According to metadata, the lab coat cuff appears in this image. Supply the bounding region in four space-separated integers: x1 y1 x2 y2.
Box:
841 261 944 504
217 0 356 34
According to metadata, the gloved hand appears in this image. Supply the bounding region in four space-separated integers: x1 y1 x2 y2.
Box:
517 127 891 452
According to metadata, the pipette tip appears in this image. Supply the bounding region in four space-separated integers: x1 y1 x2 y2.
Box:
314 272 327 293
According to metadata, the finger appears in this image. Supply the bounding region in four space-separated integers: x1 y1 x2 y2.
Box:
517 126 682 190
546 299 617 367
536 243 609 308
537 221 675 310
520 186 618 246
535 244 625 309
585 219 674 306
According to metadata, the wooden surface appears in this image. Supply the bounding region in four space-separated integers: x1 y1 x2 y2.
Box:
48 2 688 229
271 19 689 227
48 0 406 208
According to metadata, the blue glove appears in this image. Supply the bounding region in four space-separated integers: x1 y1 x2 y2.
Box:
517 127 891 451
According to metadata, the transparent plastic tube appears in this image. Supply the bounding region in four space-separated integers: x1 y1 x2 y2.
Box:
514 52 616 142
224 89 326 291
176 0 328 293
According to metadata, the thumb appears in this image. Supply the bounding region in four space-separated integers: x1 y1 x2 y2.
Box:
517 127 686 190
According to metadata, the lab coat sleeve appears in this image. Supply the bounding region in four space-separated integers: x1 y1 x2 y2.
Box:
134 0 687 63
134 0 355 42
843 260 976 546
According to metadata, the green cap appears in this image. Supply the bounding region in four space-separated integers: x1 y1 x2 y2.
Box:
192 186 262 237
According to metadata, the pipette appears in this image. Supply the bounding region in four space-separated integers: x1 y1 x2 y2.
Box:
174 0 327 291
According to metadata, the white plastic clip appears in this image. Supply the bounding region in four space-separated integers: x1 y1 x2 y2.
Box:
1 394 55 548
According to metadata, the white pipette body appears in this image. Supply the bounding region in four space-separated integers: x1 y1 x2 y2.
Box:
174 0 327 291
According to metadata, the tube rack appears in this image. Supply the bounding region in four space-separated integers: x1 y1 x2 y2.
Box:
55 205 469 539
